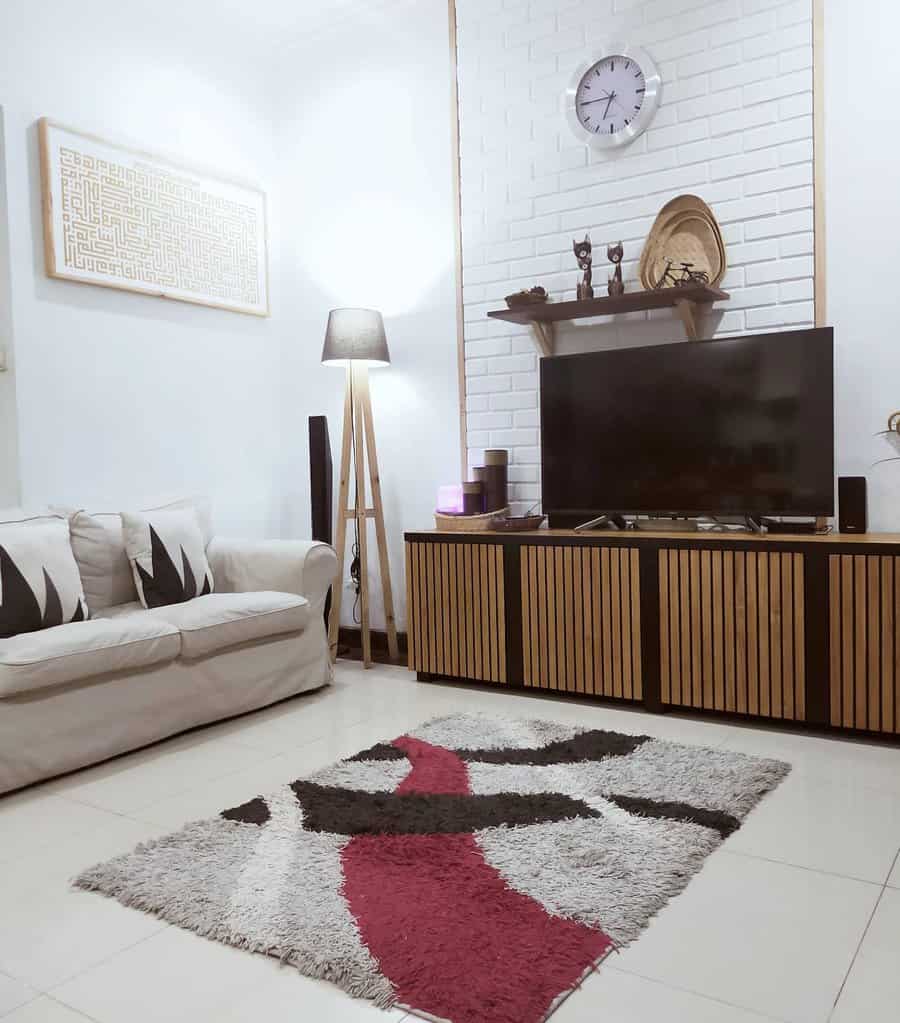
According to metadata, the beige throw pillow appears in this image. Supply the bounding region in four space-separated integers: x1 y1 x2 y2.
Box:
120 508 214 609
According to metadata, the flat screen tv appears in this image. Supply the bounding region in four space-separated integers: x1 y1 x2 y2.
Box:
540 327 834 525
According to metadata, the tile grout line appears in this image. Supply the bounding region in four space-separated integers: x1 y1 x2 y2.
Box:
825 867 895 1022
719 847 890 888
605 962 791 1023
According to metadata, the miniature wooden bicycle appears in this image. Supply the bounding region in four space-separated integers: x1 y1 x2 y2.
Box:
655 258 710 288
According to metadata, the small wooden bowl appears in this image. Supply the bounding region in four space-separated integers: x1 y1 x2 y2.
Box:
489 514 546 532
434 508 510 532
505 288 548 309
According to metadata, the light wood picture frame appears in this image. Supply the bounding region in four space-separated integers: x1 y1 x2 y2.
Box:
38 118 269 317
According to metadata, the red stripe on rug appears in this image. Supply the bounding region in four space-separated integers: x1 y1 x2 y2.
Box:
392 736 470 795
342 739 612 1023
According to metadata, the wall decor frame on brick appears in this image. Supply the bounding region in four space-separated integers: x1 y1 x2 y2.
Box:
39 119 269 317
407 527 900 742
448 0 826 510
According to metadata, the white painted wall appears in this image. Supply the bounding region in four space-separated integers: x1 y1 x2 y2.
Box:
0 0 460 630
455 0 816 510
0 0 288 535
0 108 21 508
825 0 900 530
275 0 461 630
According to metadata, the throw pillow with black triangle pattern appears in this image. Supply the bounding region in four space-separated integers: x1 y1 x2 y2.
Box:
120 508 214 609
0 520 89 639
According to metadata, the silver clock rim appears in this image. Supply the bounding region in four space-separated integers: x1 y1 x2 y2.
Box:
564 44 662 150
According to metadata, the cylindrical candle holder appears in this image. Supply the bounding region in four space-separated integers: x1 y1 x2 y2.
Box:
476 449 509 512
462 481 484 516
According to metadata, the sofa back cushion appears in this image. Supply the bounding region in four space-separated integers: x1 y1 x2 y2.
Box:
0 518 89 639
67 496 213 612
121 507 215 609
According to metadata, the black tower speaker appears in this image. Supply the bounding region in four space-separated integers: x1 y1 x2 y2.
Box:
838 476 867 534
309 416 333 623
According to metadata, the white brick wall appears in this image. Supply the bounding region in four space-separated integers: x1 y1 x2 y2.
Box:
455 0 815 512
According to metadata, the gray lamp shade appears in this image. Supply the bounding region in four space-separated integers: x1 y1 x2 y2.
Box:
321 308 390 367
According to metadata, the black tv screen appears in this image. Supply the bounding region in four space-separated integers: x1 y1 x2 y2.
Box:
540 327 834 523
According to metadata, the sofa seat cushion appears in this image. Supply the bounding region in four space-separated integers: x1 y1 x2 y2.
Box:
0 616 181 698
144 591 309 659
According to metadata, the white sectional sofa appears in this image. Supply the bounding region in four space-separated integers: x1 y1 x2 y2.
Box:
0 501 337 794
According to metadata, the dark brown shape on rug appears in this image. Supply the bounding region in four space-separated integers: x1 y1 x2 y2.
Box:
348 728 651 767
346 743 408 763
289 781 601 835
456 729 652 765
605 793 740 838
221 796 271 827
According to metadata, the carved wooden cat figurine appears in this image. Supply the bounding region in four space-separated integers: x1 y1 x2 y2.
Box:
607 241 624 297
573 235 594 300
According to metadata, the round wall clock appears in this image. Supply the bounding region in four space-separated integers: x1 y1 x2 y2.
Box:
565 46 661 149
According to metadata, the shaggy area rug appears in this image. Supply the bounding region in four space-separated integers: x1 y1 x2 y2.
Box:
75 714 789 1023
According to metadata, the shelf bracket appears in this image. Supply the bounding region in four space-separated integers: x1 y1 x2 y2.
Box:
675 298 701 341
530 321 555 358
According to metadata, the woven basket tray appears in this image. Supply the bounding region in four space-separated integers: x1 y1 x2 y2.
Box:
434 508 509 532
639 194 727 290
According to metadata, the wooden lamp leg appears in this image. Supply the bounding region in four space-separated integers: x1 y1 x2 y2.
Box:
351 363 373 667
328 367 354 662
358 366 400 661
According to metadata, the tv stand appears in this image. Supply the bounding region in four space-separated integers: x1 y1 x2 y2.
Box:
405 527 900 740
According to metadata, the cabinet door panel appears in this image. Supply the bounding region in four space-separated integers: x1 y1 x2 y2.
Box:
659 549 806 721
521 546 641 699
406 542 506 683
829 555 899 732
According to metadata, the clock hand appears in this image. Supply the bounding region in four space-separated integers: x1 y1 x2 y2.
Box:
602 91 616 120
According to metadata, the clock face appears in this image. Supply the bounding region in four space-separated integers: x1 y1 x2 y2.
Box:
565 46 661 150
576 55 646 137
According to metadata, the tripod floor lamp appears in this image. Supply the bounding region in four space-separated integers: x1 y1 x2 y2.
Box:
322 308 399 669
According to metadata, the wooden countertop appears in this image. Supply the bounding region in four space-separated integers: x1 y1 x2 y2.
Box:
409 528 900 545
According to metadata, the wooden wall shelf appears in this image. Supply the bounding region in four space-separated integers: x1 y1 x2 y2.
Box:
487 284 729 356
405 528 900 741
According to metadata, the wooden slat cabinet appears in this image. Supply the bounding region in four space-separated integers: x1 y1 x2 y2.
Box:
829 555 899 732
404 530 900 740
406 541 506 683
659 549 806 721
521 545 642 699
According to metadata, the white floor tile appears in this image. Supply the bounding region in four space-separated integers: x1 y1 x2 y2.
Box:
7 663 900 1023
0 886 165 991
887 852 900 888
0 814 164 909
0 972 35 1018
0 791 126 868
724 769 900 883
41 733 272 815
54 927 300 1023
612 850 880 1023
217 961 408 1022
718 724 900 795
3 997 95 1022
554 966 785 1022
831 886 900 1023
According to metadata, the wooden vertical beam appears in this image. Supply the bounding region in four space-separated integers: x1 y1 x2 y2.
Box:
448 0 467 480
813 0 827 327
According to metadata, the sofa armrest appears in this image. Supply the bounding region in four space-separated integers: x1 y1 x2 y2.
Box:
207 538 337 615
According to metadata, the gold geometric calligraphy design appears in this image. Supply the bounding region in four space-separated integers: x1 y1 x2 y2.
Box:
55 144 261 308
